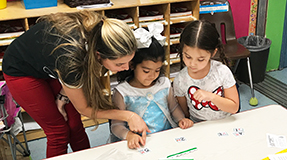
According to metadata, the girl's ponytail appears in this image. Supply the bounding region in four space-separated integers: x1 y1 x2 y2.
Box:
216 42 229 67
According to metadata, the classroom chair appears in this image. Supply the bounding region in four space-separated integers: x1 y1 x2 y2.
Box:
0 81 30 160
199 0 258 106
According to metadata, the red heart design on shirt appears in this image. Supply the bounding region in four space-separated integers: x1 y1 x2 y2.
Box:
187 86 223 111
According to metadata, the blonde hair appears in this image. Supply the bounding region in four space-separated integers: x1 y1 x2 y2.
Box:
38 11 137 125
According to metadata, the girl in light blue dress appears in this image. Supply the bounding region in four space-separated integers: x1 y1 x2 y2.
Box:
110 24 193 149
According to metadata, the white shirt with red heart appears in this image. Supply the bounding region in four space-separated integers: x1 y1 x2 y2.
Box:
173 60 236 122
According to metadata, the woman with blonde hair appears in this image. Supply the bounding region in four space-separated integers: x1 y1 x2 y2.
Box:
2 11 150 158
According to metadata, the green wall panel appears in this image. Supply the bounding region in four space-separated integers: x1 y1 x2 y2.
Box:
265 0 287 71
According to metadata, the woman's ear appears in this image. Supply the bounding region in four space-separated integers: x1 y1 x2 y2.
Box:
211 48 218 58
129 61 134 70
96 52 101 60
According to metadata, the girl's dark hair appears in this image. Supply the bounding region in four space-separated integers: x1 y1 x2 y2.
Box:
117 37 165 83
179 20 229 66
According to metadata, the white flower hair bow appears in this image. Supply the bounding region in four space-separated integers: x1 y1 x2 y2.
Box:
133 22 166 49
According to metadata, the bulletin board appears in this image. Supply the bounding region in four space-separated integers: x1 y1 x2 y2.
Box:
228 0 251 38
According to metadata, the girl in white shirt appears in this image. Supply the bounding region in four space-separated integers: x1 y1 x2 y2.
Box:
173 20 240 123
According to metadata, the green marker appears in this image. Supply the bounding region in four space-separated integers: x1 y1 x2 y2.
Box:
158 158 194 160
166 147 197 158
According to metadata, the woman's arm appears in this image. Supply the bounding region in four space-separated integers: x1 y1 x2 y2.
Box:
55 89 69 121
61 84 151 135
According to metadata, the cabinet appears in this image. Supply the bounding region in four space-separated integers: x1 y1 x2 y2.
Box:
0 0 199 141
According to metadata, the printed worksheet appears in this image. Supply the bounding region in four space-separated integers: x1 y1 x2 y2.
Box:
267 133 287 148
268 153 287 160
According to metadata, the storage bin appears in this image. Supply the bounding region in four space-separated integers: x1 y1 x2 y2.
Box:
22 0 57 9
64 0 110 8
0 0 6 9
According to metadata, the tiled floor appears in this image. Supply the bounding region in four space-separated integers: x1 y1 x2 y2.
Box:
21 68 287 160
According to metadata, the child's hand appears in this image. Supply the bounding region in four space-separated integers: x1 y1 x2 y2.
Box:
126 131 145 149
127 113 151 145
178 118 194 129
193 89 215 102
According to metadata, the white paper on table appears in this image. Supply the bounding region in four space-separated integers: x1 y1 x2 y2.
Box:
267 133 287 148
268 153 287 160
94 148 131 160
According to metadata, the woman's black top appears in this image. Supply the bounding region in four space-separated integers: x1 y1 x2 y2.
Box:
3 21 80 86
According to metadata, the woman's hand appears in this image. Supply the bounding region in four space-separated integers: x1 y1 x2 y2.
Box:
55 97 68 121
126 131 144 149
127 113 151 145
178 118 194 129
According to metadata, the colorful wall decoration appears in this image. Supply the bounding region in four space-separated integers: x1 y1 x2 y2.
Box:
248 0 258 35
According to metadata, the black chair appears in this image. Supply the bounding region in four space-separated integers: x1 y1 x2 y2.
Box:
200 0 258 106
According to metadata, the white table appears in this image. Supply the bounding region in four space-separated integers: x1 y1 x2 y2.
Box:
46 105 287 160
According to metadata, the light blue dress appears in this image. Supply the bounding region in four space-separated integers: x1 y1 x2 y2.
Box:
110 77 185 142
115 77 177 134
